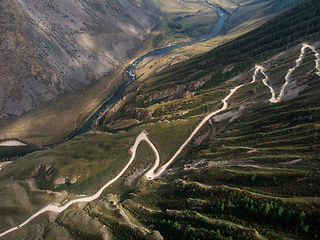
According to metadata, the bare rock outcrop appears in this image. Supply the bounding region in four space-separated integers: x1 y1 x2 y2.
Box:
125 107 154 119
136 76 210 104
107 119 141 130
30 161 53 177
54 176 80 186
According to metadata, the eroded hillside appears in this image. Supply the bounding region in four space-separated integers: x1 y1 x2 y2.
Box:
0 0 57 116
0 0 220 145
0 0 161 118
0 0 319 239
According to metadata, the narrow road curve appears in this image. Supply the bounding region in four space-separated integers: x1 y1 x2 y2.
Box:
145 42 320 178
0 131 159 238
258 43 320 103
0 43 319 238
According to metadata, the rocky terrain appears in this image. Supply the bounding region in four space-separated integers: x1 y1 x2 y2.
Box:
1 0 319 239
0 0 161 117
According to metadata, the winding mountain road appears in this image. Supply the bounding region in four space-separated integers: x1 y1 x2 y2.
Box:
146 43 320 178
0 131 157 238
0 41 319 239
257 43 320 104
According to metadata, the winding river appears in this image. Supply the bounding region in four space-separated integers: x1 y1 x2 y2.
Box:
0 0 226 159
1 42 319 238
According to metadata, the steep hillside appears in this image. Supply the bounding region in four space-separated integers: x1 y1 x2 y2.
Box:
1 0 320 239
0 0 57 116
218 0 305 35
130 0 307 92
0 0 161 118
0 0 219 145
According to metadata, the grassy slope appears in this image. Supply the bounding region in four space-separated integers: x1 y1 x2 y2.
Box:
104 0 320 239
131 0 306 88
152 0 219 48
1 0 320 239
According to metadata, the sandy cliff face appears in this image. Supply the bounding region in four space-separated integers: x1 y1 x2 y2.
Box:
0 0 160 117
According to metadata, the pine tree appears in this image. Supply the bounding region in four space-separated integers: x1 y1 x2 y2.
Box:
278 206 284 217
263 203 270 219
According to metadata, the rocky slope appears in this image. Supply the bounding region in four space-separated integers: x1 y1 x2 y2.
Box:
0 0 161 117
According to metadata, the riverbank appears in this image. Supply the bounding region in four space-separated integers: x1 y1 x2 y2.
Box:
0 1 225 159
0 141 27 147
0 161 12 171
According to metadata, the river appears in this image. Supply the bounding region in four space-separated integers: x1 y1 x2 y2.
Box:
0 0 226 159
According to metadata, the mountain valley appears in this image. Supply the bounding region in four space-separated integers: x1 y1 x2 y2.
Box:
0 0 319 239
0 0 300 145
